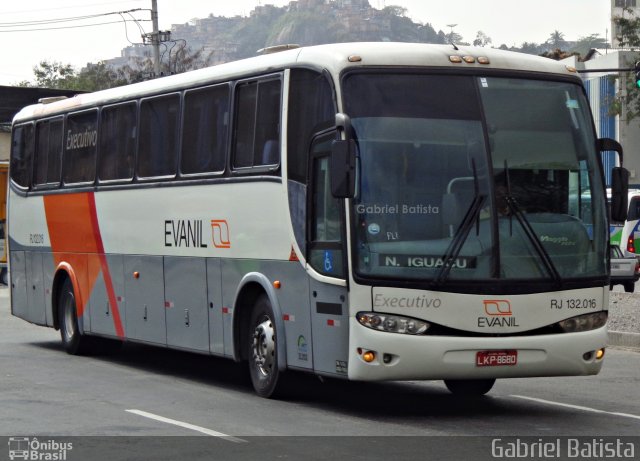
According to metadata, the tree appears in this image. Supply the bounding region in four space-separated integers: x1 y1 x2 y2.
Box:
614 8 640 48
473 31 492 47
570 33 609 57
546 30 567 50
519 42 543 55
610 8 640 122
31 61 76 89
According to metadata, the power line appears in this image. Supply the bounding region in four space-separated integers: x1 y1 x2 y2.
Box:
3 1 147 16
0 19 149 33
0 9 149 31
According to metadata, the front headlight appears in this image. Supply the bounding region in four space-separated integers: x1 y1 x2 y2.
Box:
357 312 430 335
557 311 607 333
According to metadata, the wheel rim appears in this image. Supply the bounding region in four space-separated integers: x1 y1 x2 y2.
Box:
251 316 275 377
62 292 76 342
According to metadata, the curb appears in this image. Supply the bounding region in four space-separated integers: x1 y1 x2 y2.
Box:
608 331 640 351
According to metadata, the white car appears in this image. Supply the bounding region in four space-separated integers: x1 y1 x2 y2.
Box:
610 246 640 293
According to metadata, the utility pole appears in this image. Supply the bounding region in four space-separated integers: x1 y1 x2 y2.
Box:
151 0 161 77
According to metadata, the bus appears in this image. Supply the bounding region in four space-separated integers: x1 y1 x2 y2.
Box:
610 189 640 259
8 42 628 398
0 161 8 285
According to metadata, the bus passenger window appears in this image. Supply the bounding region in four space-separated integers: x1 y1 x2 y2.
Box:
63 110 97 184
182 84 229 175
138 94 180 178
232 77 281 170
10 124 34 188
99 103 136 181
33 117 63 186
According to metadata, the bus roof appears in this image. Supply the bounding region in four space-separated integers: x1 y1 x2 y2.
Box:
13 42 579 123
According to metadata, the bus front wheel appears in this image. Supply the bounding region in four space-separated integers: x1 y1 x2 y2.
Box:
444 378 496 396
58 278 92 355
248 294 282 398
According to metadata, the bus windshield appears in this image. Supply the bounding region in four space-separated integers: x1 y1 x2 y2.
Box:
343 73 607 286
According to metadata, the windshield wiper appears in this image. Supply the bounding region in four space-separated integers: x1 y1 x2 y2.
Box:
504 161 561 285
432 160 485 287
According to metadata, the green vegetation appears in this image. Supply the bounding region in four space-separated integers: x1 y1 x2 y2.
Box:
16 0 611 90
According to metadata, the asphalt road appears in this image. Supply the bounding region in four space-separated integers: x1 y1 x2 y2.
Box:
1 286 639 461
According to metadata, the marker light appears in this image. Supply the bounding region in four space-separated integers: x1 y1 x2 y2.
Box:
557 312 607 333
362 351 376 362
449 55 463 63
357 312 429 335
348 55 362 62
477 56 490 64
462 55 475 63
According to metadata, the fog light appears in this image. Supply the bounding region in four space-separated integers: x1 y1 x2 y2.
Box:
362 351 376 363
383 353 392 364
596 348 605 360
583 351 594 361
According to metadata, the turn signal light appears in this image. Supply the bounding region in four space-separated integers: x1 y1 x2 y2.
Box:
362 351 376 363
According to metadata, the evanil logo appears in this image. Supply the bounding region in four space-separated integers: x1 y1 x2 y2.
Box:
478 300 519 328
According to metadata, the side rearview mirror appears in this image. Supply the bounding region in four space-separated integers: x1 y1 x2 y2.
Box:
597 138 624 165
597 138 629 222
330 139 356 198
611 167 629 223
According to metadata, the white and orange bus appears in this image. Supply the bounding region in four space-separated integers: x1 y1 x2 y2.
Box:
8 43 628 397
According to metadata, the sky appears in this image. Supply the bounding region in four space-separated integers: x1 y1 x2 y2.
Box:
0 0 612 86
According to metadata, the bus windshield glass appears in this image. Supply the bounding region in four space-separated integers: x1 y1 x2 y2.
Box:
343 72 607 286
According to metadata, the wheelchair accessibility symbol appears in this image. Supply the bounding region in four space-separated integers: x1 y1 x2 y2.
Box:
324 250 333 273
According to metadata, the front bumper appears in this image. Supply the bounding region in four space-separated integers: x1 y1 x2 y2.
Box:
347 319 607 381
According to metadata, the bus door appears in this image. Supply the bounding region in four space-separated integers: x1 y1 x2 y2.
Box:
307 132 350 377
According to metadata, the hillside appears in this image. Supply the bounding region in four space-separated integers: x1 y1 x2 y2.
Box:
166 0 445 65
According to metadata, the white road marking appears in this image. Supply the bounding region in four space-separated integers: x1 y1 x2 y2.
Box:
511 395 640 421
126 409 247 442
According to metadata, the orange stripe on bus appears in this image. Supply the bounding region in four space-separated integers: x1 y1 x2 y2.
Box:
43 193 124 337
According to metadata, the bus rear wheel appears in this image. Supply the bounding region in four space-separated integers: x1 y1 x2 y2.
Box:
444 378 496 396
248 295 282 398
58 278 92 355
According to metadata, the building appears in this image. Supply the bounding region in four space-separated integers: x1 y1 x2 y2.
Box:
612 0 640 48
0 86 81 162
558 2 640 187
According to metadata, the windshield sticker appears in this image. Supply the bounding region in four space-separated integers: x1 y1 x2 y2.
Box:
368 223 381 235
565 99 580 109
480 77 488 88
380 254 477 269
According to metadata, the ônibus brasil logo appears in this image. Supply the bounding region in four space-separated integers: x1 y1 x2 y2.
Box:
8 437 73 460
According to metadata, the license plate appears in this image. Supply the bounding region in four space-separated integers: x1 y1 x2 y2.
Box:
476 350 518 367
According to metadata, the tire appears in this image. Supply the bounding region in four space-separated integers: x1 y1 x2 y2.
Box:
0 268 7 285
248 294 282 398
444 378 496 396
58 278 92 355
624 282 635 293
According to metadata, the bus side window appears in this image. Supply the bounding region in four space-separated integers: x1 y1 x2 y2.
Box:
232 77 282 170
33 117 63 187
138 94 180 178
10 123 34 189
98 102 137 181
63 110 98 184
181 84 229 175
